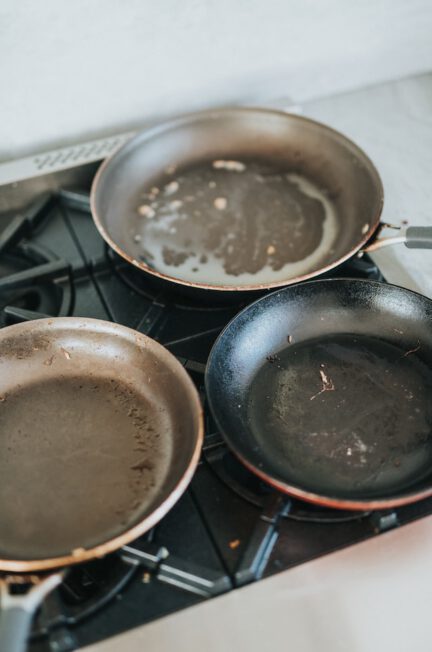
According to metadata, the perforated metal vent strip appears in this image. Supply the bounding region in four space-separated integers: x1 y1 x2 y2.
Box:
0 132 135 185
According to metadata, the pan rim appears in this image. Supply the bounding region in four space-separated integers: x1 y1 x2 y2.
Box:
0 317 204 572
205 277 432 511
90 106 384 292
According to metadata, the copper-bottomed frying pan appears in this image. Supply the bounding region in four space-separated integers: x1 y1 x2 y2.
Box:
0 318 203 652
90 108 432 294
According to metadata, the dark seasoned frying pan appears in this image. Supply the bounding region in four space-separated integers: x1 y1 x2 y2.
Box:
206 279 432 510
90 108 432 294
0 317 202 652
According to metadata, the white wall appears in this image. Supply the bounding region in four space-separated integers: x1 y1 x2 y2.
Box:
1 0 432 161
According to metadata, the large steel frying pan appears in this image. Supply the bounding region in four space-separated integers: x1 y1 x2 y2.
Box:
90 108 432 294
0 317 203 652
206 279 432 510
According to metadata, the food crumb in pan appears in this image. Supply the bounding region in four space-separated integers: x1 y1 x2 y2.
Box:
162 247 193 266
229 539 241 549
142 572 151 584
61 348 72 360
208 180 216 188
138 204 156 218
361 223 370 234
131 457 155 472
267 245 276 255
71 547 86 556
212 160 246 172
44 355 55 366
214 197 227 210
165 165 177 175
266 354 280 364
169 199 183 210
164 180 179 196
287 335 293 343
310 366 335 401
402 341 421 358
133 234 142 243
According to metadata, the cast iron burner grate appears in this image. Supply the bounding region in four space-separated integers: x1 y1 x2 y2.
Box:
106 247 240 312
0 195 73 325
30 556 136 646
3 187 430 652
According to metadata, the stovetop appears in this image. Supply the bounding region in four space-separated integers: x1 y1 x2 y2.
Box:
2 170 432 652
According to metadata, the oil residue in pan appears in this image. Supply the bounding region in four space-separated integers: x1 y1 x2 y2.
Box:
131 160 338 286
247 334 432 498
0 375 172 559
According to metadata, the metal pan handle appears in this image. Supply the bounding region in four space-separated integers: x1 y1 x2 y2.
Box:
362 225 432 254
0 573 62 652
405 226 432 249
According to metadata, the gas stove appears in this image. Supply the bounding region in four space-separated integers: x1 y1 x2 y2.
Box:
1 144 432 652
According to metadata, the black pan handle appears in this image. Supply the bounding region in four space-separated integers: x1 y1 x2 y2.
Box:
405 226 432 249
0 573 62 652
362 224 432 254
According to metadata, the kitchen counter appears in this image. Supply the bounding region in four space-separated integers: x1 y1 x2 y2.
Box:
80 71 432 652
82 515 432 652
306 72 432 298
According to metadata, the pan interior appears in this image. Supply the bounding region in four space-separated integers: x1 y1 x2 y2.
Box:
205 280 432 504
0 320 200 562
248 334 432 498
129 161 339 286
94 110 383 288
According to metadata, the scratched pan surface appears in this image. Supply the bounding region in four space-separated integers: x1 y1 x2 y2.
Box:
0 318 202 571
205 279 432 510
91 108 383 293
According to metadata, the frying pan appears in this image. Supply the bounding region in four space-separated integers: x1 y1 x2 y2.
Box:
205 278 432 510
90 108 432 294
0 317 203 652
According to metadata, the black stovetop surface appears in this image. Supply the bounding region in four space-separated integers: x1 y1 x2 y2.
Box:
1 190 432 652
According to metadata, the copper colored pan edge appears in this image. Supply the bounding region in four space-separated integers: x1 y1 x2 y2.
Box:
235 451 432 511
0 317 204 572
90 108 385 293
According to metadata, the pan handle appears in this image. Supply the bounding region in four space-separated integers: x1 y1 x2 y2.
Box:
362 225 432 254
405 226 432 249
0 573 63 652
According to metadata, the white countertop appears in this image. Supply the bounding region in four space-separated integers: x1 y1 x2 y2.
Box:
83 515 432 652
305 72 432 298
82 72 432 652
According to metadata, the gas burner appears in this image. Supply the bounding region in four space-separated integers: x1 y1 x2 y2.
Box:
106 247 245 312
31 555 136 640
0 196 74 325
204 441 370 523
0 244 72 326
